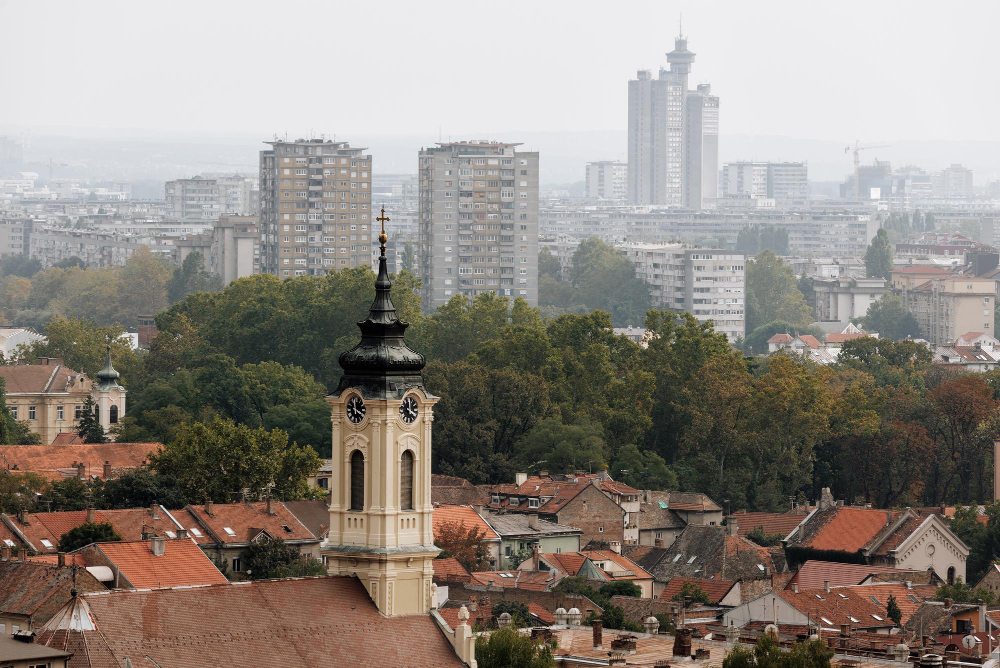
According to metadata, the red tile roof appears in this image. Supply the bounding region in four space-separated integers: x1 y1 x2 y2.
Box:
37 577 465 666
787 560 925 590
732 511 807 539
0 363 90 394
432 504 499 541
470 570 564 591
0 442 161 481
433 557 473 583
824 333 869 344
794 507 899 553
768 333 793 343
0 560 104 626
777 583 932 629
541 552 588 576
528 602 555 624
3 506 181 552
50 432 84 445
89 539 229 588
579 550 653 581
797 335 822 349
659 577 736 603
183 501 319 546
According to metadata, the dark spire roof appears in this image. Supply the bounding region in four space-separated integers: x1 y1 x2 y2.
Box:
95 344 122 390
336 209 425 399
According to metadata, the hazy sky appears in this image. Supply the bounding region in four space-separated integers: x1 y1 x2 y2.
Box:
3 0 999 143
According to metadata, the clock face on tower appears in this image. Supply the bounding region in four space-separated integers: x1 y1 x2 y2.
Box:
399 396 418 423
346 395 366 424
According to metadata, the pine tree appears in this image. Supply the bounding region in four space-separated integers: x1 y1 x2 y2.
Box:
886 594 902 627
77 396 107 444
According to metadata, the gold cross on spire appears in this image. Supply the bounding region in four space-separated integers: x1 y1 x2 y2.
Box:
376 207 389 252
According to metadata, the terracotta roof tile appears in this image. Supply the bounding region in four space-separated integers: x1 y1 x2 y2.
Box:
732 511 808 539
3 506 181 552
659 576 736 603
183 501 319 546
0 443 161 481
282 499 329 539
580 550 653 581
0 560 104 625
433 557 473 583
432 504 499 541
768 333 793 343
787 560 926 590
37 577 465 666
90 539 229 588
797 335 822 349
0 363 89 394
824 332 869 343
470 570 564 591
791 507 899 553
528 602 555 624
541 552 587 576
778 583 929 629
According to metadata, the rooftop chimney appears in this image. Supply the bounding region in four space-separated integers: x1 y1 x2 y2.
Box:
792 583 799 593
727 519 739 536
86 507 95 524
886 509 892 525
103 460 112 479
905 580 912 589
57 552 65 567
150 502 159 520
945 597 953 610
818 488 834 511
515 472 527 486
824 580 831 593
1 546 9 560
150 537 166 556
654 538 664 547
18 548 26 561
532 543 540 571
527 514 539 530
205 499 214 516
593 620 603 650
176 528 188 539
77 462 86 480
265 495 274 516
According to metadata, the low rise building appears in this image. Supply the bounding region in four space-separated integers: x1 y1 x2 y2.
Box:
812 276 887 324
892 266 996 345
0 442 160 482
479 511 581 568
2 505 182 554
432 504 502 568
528 550 655 598
637 490 724 547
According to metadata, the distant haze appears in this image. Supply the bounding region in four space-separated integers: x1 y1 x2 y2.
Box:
3 0 1000 182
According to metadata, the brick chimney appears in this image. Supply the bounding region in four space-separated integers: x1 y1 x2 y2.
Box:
654 538 664 547
86 506 95 524
527 513 539 530
176 528 188 539
0 546 9 560
593 620 603 650
945 598 953 610
150 502 159 520
77 462 86 480
205 499 214 516
103 460 112 479
18 548 27 561
150 536 166 556
727 519 739 536
824 580 831 593
792 583 798 593
57 552 66 567
265 495 274 516
531 543 540 571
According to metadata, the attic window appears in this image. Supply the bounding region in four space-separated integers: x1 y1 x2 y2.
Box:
282 525 293 533
869 596 882 606
871 614 883 621
815 594 824 600
40 539 54 549
189 527 202 537
849 616 860 623
2 539 13 547
224 527 237 537
757 564 765 571
820 617 833 625
165 531 176 538
837 593 848 599
687 556 697 564
907 594 921 604
673 554 683 563
529 499 540 508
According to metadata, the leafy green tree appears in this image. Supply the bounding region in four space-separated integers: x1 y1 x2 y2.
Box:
238 535 319 579
925 212 935 231
27 317 143 386
0 471 46 513
475 625 555 668
58 522 122 552
745 250 812 335
857 294 920 341
53 256 86 269
166 251 223 304
886 594 902 626
723 633 832 668
38 477 93 511
745 526 784 547
77 396 107 443
492 600 531 628
737 225 789 256
568 238 651 327
0 255 41 278
934 577 997 605
601 604 627 630
101 469 187 510
515 417 607 476
150 416 321 502
672 581 710 604
599 581 642 599
610 444 677 490
435 520 491 572
401 242 415 273
538 248 561 278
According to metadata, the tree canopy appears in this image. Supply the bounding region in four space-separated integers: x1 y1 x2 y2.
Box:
864 228 894 281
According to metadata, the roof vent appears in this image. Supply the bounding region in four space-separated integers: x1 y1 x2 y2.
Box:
150 537 166 556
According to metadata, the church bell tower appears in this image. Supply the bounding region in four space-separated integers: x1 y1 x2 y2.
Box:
323 208 439 616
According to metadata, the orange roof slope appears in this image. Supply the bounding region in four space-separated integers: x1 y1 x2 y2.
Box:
5 507 182 552
659 577 736 603
0 443 161 481
91 539 228 588
787 560 924 590
579 550 653 581
732 511 806 539
470 570 564 591
0 363 89 394
799 508 898 552
184 502 318 546
433 557 473 583
432 504 499 541
779 583 929 628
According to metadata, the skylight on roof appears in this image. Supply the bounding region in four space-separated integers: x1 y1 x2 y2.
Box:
907 594 920 604
224 527 237 537
849 616 860 623
2 539 13 547
687 556 697 564
869 596 882 606
190 527 202 537
658 501 669 509
820 617 833 625
838 593 847 599
673 554 683 563
871 614 883 621
40 539 53 549
757 564 764 571
282 525 293 534
165 531 176 538
499 572 514 578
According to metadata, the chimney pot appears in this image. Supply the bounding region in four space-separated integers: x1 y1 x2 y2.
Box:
527 513 539 530
57 552 66 567
593 620 603 650
77 462 86 480
265 495 273 515
905 580 912 589
727 519 738 536
824 580 831 593
532 543 540 571
86 507 95 524
176 528 188 539
103 460 112 479
150 537 166 556
150 502 159 520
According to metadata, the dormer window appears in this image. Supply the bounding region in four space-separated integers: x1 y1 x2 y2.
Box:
510 497 519 507
528 498 539 509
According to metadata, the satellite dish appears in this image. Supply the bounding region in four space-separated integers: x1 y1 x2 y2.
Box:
962 635 978 650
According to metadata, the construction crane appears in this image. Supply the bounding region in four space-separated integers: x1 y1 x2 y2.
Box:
845 141 891 198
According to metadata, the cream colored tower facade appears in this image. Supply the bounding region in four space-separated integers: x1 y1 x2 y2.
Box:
323 216 439 616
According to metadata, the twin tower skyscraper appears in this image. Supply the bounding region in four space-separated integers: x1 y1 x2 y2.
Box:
627 31 719 209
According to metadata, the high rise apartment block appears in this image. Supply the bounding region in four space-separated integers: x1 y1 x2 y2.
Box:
165 175 257 222
259 139 373 277
585 161 628 199
627 34 719 209
620 243 745 340
721 161 808 203
418 141 539 311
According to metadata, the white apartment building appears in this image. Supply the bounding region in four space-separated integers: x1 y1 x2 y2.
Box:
812 276 888 325
418 141 539 310
164 175 257 222
721 161 808 203
620 243 745 340
585 161 628 200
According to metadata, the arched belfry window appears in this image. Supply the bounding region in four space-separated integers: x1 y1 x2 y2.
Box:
400 450 414 511
109 405 119 424
350 450 364 511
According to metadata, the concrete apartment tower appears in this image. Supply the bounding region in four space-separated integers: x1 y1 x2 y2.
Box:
259 138 373 277
417 141 539 311
627 32 719 209
323 219 439 616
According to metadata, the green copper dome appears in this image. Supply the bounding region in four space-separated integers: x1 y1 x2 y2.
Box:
95 344 122 390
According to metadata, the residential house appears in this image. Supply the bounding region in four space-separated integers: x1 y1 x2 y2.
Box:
724 582 935 633
432 474 489 507
432 557 473 584
479 510 581 568
469 569 566 592
306 459 332 492
786 560 938 592
72 538 229 589
526 550 655 599
35 577 468 667
730 509 810 542
0 558 104 635
934 332 1000 370
282 499 330 544
783 490 969 584
182 499 321 576
1 505 184 554
0 633 71 668
906 600 991 642
487 472 640 547
442 581 604 623
637 490 724 547
974 563 1000 596
432 504 502 568
0 442 161 482
659 576 740 606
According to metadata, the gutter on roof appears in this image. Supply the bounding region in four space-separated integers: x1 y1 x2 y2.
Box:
0 514 37 552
